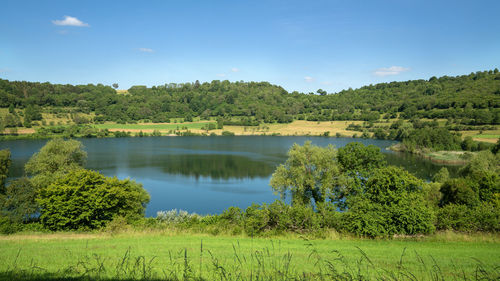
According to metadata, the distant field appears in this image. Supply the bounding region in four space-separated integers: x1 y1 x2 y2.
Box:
0 232 498 280
225 120 364 136
461 130 500 143
94 122 215 131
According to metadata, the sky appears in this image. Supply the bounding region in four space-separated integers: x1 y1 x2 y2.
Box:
1 0 499 93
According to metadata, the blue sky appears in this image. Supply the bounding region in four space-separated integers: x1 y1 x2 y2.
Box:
1 0 499 93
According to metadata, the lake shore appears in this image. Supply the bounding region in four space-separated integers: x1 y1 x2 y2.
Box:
389 143 470 165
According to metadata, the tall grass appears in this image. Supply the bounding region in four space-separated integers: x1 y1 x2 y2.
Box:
1 239 498 281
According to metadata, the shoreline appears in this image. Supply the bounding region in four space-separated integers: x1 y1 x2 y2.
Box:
389 143 469 165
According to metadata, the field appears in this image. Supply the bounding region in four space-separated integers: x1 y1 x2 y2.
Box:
92 120 366 137
460 130 500 143
94 122 215 132
0 232 499 280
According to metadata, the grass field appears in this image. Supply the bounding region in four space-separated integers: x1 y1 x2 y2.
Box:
0 232 498 280
94 122 215 132
460 130 500 143
223 120 364 137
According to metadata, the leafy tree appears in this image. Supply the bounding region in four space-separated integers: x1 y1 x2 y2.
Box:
492 138 500 154
270 142 343 205
439 178 479 207
316 89 327 96
0 177 38 222
343 166 435 237
112 83 119 89
37 169 150 230
0 149 11 194
337 142 386 174
25 138 87 189
432 167 449 183
24 105 42 123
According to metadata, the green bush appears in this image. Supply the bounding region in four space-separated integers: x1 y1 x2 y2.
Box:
436 202 500 232
0 216 22 234
342 166 435 237
37 169 150 230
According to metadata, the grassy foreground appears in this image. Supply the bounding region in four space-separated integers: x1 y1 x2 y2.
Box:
0 232 499 280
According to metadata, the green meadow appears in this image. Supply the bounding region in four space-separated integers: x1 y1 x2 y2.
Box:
0 232 498 280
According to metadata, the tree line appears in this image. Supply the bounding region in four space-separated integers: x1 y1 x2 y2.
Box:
1 69 499 126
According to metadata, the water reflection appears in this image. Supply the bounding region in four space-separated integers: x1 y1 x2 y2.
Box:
0 136 462 215
161 154 275 180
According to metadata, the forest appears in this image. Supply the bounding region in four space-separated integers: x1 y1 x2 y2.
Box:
0 69 499 126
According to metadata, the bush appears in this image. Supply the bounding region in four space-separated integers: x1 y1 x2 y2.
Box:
0 216 22 234
157 209 199 224
341 166 435 237
244 204 269 236
221 131 235 136
37 169 150 230
436 203 500 232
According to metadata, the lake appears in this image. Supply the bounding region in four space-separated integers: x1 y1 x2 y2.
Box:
1 136 459 216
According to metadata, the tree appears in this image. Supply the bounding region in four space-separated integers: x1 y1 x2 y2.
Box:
343 166 435 237
337 142 386 174
432 167 449 183
316 89 327 96
440 178 479 207
0 149 11 194
37 169 150 230
112 83 119 89
270 142 343 205
25 138 87 189
0 177 38 222
24 105 42 123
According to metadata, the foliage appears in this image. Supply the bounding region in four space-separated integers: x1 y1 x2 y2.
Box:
0 149 11 194
403 127 462 151
37 169 150 230
337 142 386 174
270 141 342 205
343 166 435 237
1 69 499 126
0 177 38 222
440 178 480 207
156 209 199 224
432 167 449 183
436 202 500 232
25 138 87 189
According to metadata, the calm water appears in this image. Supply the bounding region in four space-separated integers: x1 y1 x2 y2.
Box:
1 136 459 216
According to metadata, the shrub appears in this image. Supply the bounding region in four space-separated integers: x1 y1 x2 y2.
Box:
436 203 500 232
157 209 199 224
37 169 150 230
342 166 435 237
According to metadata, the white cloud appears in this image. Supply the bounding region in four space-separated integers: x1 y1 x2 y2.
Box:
52 16 89 27
231 67 239 72
321 81 332 85
373 66 410 77
138 48 154 53
216 73 226 77
304 76 315 83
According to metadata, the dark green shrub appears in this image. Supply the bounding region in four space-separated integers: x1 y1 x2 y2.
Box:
439 178 479 207
0 216 22 234
37 169 150 230
436 203 500 232
243 204 269 236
